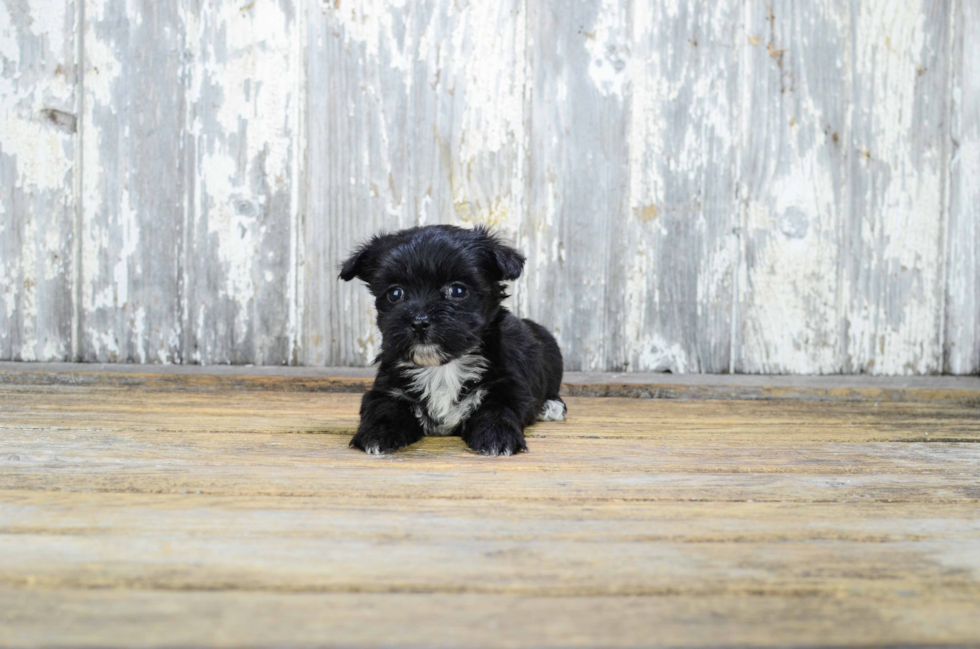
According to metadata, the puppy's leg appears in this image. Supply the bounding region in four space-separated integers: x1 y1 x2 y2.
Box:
350 390 424 455
462 393 528 457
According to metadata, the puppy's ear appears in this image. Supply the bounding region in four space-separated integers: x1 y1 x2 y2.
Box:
339 233 389 283
492 243 525 281
476 226 525 281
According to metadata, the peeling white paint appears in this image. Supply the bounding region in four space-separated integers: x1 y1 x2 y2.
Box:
845 0 947 374
333 0 412 77
1 0 75 361
17 212 38 361
3 0 977 373
184 0 298 360
945 0 980 373
0 2 21 65
584 0 631 99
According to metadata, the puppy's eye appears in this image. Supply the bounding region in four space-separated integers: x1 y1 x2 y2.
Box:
386 287 404 303
447 283 468 299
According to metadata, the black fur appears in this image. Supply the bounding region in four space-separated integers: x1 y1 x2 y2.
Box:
339 225 565 456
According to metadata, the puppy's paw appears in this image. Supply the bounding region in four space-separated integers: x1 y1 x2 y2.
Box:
466 423 528 457
537 398 567 422
349 426 414 455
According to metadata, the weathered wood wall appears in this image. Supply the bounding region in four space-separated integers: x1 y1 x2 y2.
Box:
1 0 977 374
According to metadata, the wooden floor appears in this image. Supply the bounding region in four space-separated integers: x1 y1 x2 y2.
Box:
1 371 979 647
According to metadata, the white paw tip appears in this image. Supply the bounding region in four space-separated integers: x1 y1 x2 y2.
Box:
538 399 567 422
479 445 522 457
364 443 382 455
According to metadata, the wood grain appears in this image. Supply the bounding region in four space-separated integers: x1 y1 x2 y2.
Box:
0 379 979 646
843 1 950 374
736 0 848 373
945 0 980 374
3 589 978 648
181 0 301 365
522 0 629 372
3 0 978 374
303 0 526 367
80 0 185 363
0 0 76 362
618 0 739 373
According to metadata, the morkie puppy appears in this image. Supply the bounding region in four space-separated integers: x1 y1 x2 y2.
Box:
340 225 566 456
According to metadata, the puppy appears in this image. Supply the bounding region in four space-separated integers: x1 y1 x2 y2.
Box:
339 225 566 456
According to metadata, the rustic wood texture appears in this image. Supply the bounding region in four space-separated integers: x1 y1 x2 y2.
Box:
2 0 978 374
522 0 629 372
0 0 77 362
843 0 951 375
4 361 980 404
77 0 302 365
621 0 739 373
945 0 979 374
80 0 185 363
736 0 848 373
1 377 979 646
304 0 526 366
181 0 301 366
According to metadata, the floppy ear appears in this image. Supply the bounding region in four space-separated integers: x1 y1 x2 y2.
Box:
339 234 388 283
476 226 525 281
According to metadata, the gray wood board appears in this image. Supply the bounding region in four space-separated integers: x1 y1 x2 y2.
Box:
736 0 847 373
180 0 300 365
76 0 300 365
623 0 739 373
303 0 526 366
523 0 628 372
843 0 950 374
80 0 185 363
1 0 977 374
945 0 979 374
0 0 77 362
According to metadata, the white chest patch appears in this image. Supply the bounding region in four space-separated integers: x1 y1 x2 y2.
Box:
397 353 488 436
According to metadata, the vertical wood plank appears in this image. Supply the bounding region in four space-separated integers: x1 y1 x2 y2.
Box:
619 0 739 373
843 1 949 375
523 0 630 371
944 0 979 374
80 0 184 363
735 1 849 373
304 0 413 367
304 0 526 366
181 0 300 365
0 0 76 361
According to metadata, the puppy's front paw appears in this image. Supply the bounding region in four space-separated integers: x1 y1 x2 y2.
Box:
466 423 527 457
349 426 414 455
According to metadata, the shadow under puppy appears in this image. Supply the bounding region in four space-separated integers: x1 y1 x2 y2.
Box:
340 225 566 456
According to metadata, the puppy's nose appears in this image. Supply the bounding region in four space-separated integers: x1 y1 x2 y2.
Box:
412 314 430 333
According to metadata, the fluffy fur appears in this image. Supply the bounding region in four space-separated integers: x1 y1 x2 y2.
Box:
340 225 566 456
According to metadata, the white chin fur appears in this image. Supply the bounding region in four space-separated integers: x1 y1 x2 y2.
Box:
410 344 447 367
538 399 567 422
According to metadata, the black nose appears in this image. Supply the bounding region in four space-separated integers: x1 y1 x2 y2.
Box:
412 314 430 333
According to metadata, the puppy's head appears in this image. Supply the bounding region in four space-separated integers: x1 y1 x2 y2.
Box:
340 225 524 367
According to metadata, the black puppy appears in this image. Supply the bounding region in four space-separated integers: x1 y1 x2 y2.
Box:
339 225 566 456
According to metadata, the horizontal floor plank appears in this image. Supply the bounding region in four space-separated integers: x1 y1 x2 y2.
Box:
3 387 979 441
1 493 978 599
1 589 978 648
2 437 979 502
